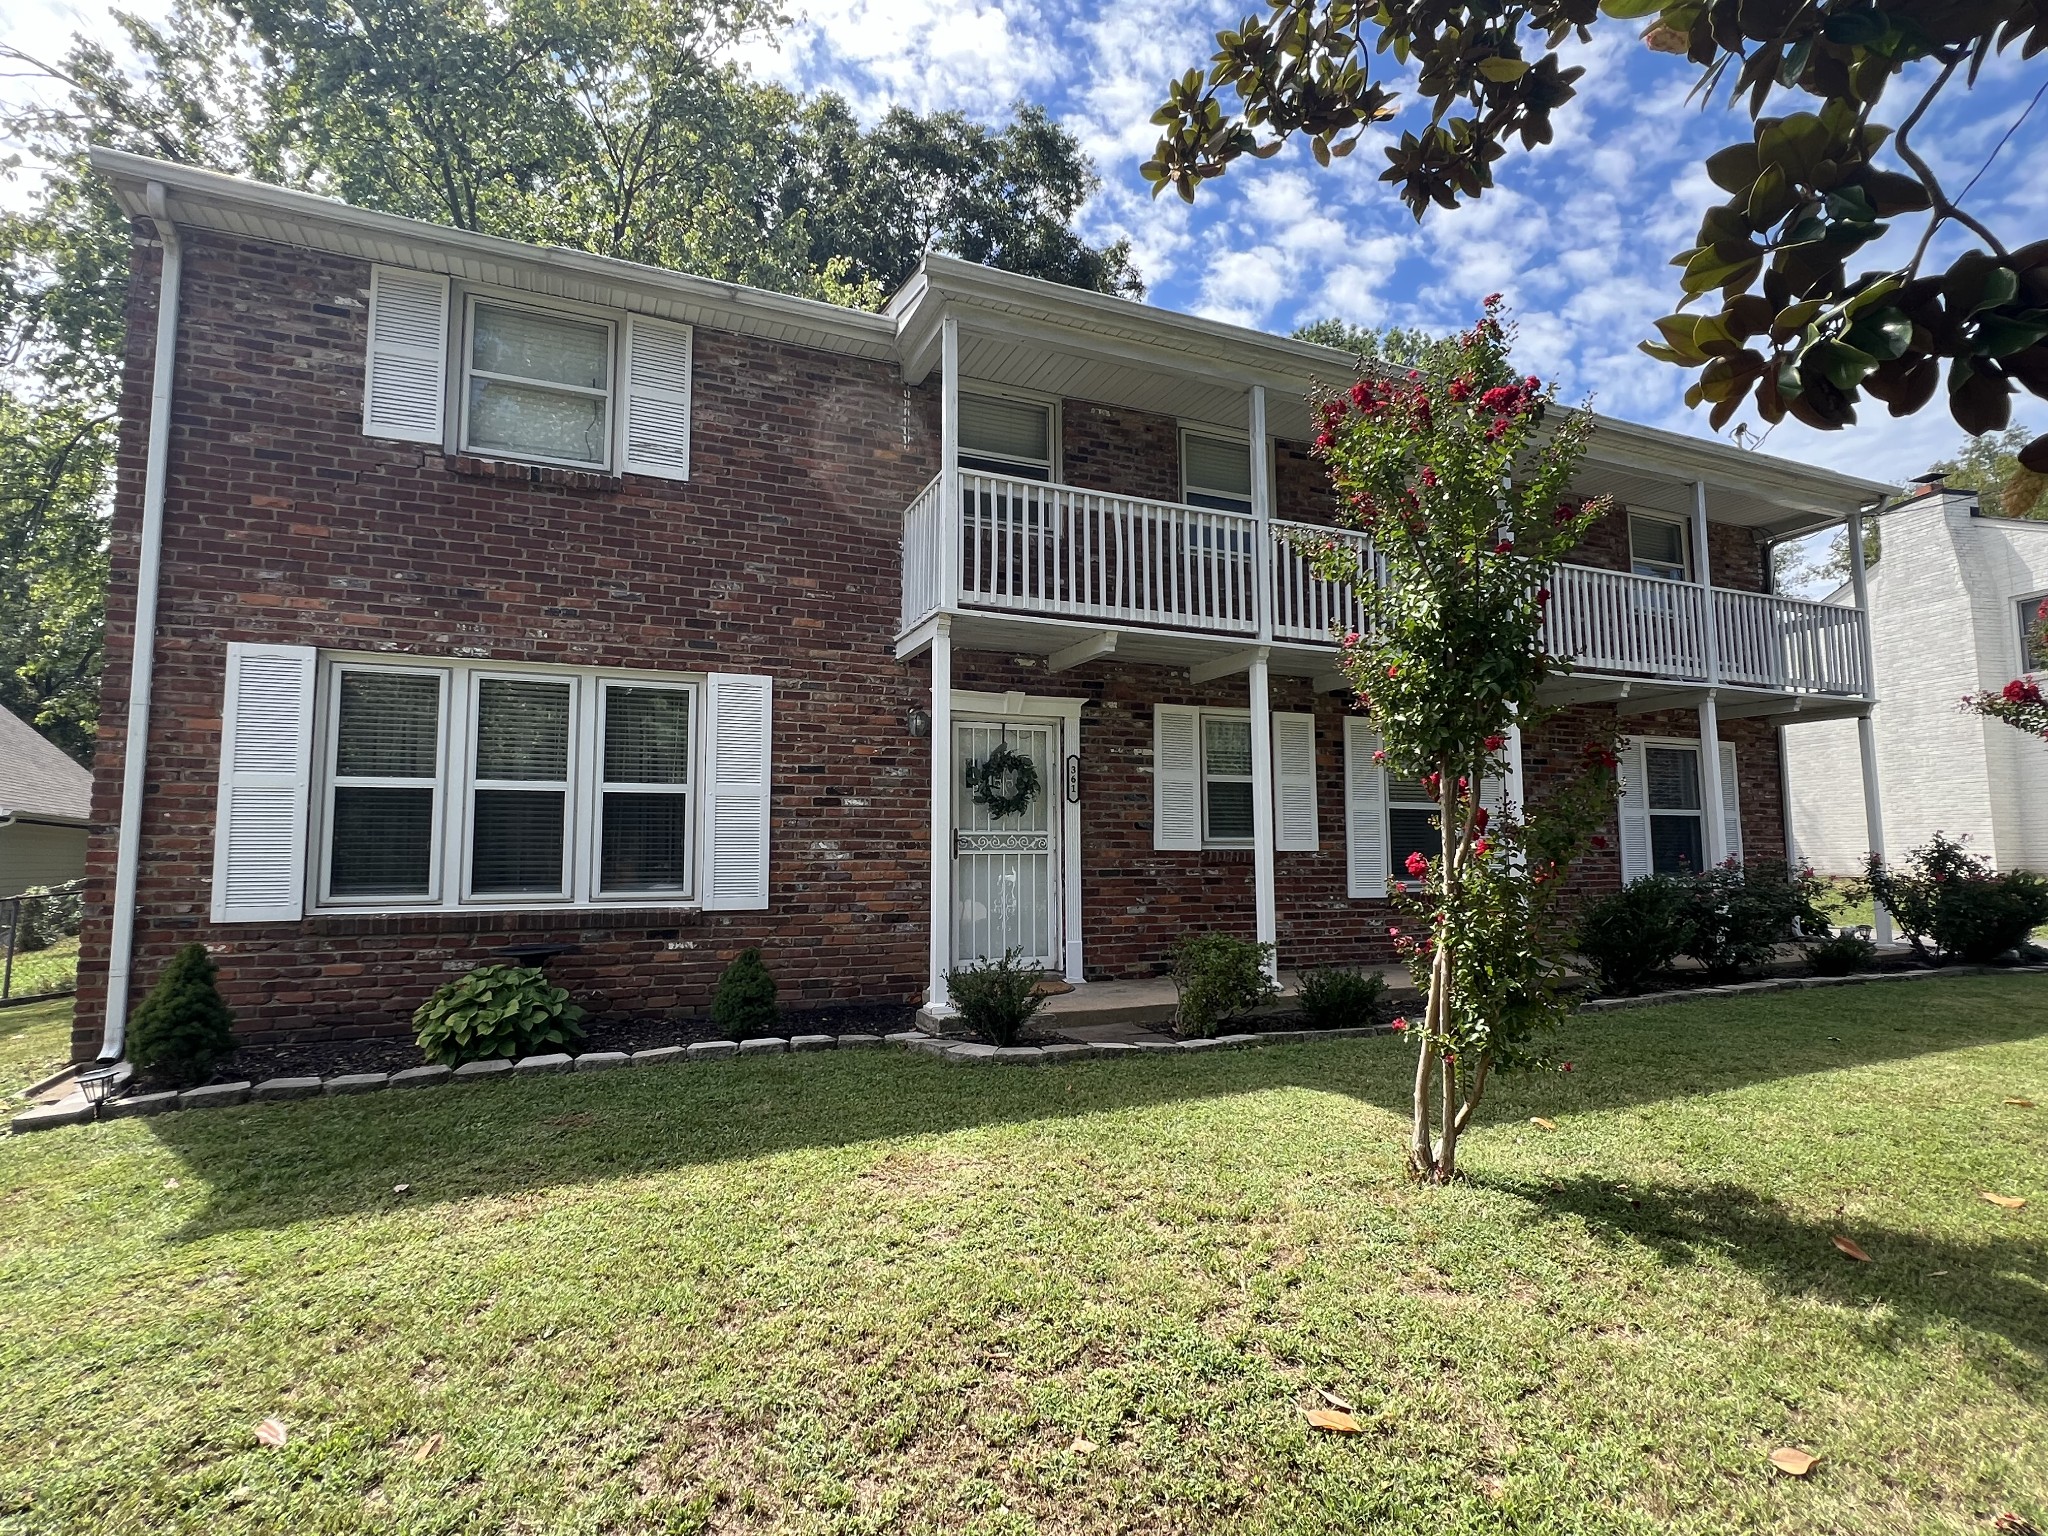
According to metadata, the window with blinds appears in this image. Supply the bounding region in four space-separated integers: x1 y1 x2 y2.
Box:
599 684 692 895
959 392 1054 480
1182 431 1253 514
1202 715 1255 843
314 659 708 910
462 298 613 468
1386 774 1442 873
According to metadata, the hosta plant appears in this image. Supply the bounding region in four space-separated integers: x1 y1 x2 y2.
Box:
413 964 587 1066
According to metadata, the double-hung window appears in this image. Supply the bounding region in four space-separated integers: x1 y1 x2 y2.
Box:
1201 714 1255 843
462 299 614 469
468 676 577 899
959 392 1054 480
1645 743 1705 874
598 684 694 894
1386 773 1442 873
1182 431 1254 514
326 667 447 900
2019 594 2048 674
1629 513 1691 581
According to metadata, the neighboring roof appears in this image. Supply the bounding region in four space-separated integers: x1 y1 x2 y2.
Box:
91 148 1896 539
0 708 92 826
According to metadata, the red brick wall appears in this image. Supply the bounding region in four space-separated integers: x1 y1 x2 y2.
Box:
75 227 946 1054
1275 438 1337 527
1060 400 1180 501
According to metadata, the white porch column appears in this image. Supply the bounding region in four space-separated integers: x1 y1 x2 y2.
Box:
927 616 954 1011
1505 719 1526 810
1249 647 1279 981
1846 509 1892 945
939 315 961 609
1691 479 1729 867
1250 384 1272 644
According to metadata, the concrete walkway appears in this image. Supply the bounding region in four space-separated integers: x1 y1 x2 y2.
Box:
1035 966 1417 1044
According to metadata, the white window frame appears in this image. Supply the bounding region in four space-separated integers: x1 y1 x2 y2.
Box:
591 677 696 901
2019 591 2048 675
1180 425 1255 515
308 654 703 914
456 291 619 473
462 669 581 906
1628 510 1693 582
1642 738 1707 875
316 662 451 909
957 383 1061 479
1197 707 1255 848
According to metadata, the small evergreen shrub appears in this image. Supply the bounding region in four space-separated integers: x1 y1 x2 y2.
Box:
1297 966 1387 1030
1805 931 1877 976
947 949 1047 1046
412 964 586 1066
1674 860 1828 981
1576 876 1691 994
1170 934 1278 1038
12 883 83 952
1863 833 2048 963
711 948 779 1040
128 943 236 1088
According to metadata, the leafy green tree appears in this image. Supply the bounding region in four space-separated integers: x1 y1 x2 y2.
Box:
1148 0 2048 467
1931 426 2048 520
1290 318 1436 366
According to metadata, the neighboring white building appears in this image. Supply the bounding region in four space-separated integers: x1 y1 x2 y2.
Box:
0 707 94 897
1787 485 2048 875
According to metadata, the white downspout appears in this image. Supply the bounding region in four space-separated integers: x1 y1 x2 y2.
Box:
99 182 182 1062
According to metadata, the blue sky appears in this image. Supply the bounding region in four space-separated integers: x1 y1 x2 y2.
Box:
7 0 2045 499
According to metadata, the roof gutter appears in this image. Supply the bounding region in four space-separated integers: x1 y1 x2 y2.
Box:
99 181 182 1064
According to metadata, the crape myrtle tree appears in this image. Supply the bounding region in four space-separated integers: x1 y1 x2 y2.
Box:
1146 0 2048 471
1305 299 1618 1182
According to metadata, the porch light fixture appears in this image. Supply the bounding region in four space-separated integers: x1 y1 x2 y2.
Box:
75 1066 122 1109
907 707 931 739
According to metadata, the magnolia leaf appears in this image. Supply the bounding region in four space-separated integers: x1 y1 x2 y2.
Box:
1531 1116 1558 1130
1476 56 1529 81
1980 1191 2028 1210
256 1418 289 1447
1304 1407 1361 1433
1069 1434 1097 1454
1316 1387 1355 1411
413 1432 445 1462
1601 0 1664 14
1769 1447 1819 1476
1831 1235 1872 1262
2006 1097 2038 1107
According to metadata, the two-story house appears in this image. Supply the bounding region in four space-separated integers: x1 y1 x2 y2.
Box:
73 148 1894 1058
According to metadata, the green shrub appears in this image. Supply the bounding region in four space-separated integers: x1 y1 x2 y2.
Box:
711 948 779 1040
1805 931 1877 976
1297 966 1387 1030
946 949 1047 1046
1674 860 1828 981
1863 833 2048 963
128 943 236 1088
11 884 84 953
1576 876 1690 994
412 964 586 1066
1170 934 1278 1038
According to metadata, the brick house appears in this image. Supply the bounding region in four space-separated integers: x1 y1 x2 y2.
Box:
74 148 1895 1059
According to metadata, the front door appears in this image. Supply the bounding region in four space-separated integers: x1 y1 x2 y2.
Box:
953 719 1059 971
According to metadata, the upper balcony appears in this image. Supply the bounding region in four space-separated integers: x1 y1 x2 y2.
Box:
899 468 1872 713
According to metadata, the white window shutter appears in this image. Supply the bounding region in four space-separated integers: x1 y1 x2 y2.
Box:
1718 740 1742 864
1344 717 1387 898
211 643 316 922
702 672 772 910
622 315 692 479
363 266 450 442
1617 738 1652 884
1272 712 1318 852
1153 705 1201 850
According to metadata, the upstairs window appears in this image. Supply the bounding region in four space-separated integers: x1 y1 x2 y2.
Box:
959 392 1054 480
1629 513 1691 581
462 300 614 469
1183 431 1254 514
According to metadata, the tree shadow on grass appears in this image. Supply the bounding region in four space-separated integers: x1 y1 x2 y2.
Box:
140 976 2048 1243
1480 1172 2048 1359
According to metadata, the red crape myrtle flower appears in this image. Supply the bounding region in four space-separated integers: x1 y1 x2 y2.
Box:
1405 851 1430 878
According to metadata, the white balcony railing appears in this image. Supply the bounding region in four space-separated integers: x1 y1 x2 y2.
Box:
902 469 1869 699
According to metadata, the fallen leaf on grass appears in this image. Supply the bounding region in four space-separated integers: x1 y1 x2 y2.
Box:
163 1179 179 1190
1831 1235 1872 1262
1315 1387 1353 1411
1530 1117 1557 1131
413 1433 444 1462
255 1418 288 1447
1768 1447 1818 1476
1304 1408 1360 1433
1068 1435 1096 1455
392 1183 411 1196
1981 1191 2028 1210
2004 1098 2035 1108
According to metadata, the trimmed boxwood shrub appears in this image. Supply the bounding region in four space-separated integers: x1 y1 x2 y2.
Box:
711 948 779 1040
129 943 236 1088
947 949 1046 1046
1297 966 1387 1030
1576 875 1691 994
413 964 586 1066
1170 934 1278 1037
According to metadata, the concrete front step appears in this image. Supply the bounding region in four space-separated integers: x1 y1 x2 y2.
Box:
917 966 1421 1041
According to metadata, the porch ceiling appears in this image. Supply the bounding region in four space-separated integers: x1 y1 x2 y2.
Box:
897 610 1341 681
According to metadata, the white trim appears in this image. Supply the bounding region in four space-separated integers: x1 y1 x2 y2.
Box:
314 661 450 909
951 688 1085 984
211 643 317 923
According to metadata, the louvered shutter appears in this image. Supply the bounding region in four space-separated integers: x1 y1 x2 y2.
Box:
1153 705 1200 850
362 267 450 442
622 315 692 479
1344 717 1387 898
702 672 772 910
1616 738 1652 884
211 643 316 922
1718 740 1743 864
1272 712 1318 851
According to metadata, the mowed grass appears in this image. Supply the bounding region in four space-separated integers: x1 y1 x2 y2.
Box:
1 982 2044 1535
0 995 74 1095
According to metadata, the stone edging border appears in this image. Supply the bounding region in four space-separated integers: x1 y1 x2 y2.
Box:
12 964 2044 1135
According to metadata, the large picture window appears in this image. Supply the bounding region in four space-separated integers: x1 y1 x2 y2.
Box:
461 298 614 468
315 660 696 910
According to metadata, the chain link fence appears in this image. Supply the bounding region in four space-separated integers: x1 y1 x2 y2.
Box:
3 882 84 1003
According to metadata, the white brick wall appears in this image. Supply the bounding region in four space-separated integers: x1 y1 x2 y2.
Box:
1785 489 2048 874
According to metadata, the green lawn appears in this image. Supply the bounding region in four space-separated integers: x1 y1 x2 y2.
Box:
1 994 74 1094
2 933 79 1004
1 981 2043 1535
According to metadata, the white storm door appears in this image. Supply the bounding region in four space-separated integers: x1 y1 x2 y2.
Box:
952 719 1059 971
